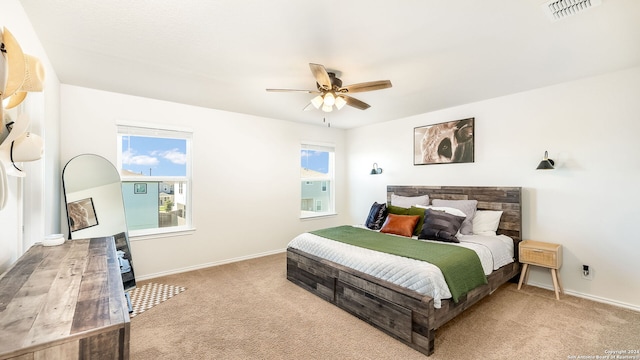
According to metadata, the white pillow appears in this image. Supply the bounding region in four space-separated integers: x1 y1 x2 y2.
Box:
472 210 503 236
391 194 429 208
415 204 466 218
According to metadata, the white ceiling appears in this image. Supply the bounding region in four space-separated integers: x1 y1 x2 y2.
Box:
18 0 640 129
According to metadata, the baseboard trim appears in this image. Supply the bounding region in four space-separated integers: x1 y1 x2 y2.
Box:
136 248 286 281
525 280 640 312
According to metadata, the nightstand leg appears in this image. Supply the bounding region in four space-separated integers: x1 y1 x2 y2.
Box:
551 269 562 300
555 269 564 294
517 263 529 290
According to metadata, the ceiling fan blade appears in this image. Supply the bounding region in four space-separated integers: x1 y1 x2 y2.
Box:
266 88 320 94
340 80 392 94
309 63 332 90
343 95 370 110
303 102 315 111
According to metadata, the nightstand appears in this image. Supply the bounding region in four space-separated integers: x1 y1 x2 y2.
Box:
517 240 563 300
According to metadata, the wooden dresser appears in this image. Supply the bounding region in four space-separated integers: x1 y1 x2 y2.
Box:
0 237 130 360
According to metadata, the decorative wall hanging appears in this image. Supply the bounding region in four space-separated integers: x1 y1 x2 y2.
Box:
0 27 46 210
0 113 42 178
414 118 474 165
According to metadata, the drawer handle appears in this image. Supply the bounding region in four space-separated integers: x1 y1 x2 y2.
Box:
531 249 544 252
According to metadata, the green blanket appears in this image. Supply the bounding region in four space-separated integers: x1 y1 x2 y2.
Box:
310 225 487 303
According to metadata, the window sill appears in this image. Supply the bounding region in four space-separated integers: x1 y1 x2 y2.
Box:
299 212 338 220
129 227 196 241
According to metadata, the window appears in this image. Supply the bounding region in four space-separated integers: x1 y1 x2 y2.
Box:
300 143 335 218
117 123 193 237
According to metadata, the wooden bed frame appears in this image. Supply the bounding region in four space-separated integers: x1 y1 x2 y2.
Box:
287 186 522 356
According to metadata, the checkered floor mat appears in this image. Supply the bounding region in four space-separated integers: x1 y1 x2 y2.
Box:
129 282 186 318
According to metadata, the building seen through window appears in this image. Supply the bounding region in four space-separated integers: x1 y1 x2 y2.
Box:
301 144 335 218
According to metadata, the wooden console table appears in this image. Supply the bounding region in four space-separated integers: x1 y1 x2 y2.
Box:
0 237 130 359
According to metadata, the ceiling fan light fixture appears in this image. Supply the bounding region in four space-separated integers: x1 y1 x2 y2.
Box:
334 96 347 110
310 95 324 109
323 92 335 106
267 63 392 113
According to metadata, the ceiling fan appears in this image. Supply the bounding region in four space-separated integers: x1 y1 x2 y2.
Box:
266 63 392 113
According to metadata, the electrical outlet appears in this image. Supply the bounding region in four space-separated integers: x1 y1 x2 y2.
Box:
581 264 593 280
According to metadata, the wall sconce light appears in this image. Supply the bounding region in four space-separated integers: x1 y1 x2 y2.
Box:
370 163 383 175
536 151 555 170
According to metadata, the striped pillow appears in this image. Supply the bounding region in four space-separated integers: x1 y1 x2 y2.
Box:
430 199 478 235
418 209 466 243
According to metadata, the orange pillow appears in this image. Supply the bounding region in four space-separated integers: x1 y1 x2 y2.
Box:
380 214 420 237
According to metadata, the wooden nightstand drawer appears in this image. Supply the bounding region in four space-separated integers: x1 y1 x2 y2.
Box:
519 240 562 269
520 248 558 268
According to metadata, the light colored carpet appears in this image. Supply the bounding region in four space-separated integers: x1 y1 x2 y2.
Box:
130 253 639 359
129 282 186 318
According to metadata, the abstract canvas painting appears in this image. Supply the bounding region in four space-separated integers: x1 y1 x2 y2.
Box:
414 118 474 165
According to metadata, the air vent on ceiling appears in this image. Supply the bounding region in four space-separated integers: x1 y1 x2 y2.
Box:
542 0 602 21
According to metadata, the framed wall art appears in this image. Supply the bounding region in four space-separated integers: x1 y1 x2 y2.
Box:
414 118 474 165
67 197 99 232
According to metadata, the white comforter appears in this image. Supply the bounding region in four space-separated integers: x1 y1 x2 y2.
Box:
287 227 514 308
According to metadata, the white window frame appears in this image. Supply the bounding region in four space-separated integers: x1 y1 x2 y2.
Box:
117 122 194 239
300 142 336 219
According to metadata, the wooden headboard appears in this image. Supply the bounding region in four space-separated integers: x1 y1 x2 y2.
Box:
387 186 522 244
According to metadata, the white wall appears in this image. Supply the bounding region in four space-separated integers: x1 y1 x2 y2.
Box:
60 85 349 278
346 66 640 310
0 1 61 271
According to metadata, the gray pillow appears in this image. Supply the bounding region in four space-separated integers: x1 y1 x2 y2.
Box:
391 194 429 208
430 199 478 235
418 209 465 243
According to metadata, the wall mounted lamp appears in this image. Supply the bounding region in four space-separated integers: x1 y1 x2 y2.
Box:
536 151 555 170
370 163 383 175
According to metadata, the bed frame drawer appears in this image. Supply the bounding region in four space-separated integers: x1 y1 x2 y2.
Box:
287 250 337 302
287 248 436 355
336 280 413 342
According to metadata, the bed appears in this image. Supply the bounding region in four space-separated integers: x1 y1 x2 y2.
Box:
286 186 522 356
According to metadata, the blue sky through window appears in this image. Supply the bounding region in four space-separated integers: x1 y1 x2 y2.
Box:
301 150 329 174
121 136 187 176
